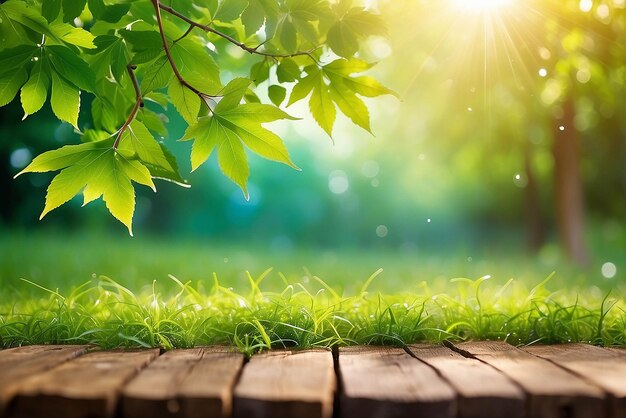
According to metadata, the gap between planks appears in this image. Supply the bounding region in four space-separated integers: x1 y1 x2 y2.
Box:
121 346 244 418
522 343 626 418
233 349 335 418
450 341 608 418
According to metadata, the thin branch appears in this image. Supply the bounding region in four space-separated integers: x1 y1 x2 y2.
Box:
157 2 320 60
151 0 209 101
113 64 143 150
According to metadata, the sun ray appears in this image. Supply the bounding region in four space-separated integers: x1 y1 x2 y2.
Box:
454 0 512 12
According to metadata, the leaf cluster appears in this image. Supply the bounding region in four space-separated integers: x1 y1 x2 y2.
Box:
1 0 395 233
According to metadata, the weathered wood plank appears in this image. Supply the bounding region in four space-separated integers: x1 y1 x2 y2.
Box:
122 347 244 418
0 345 87 414
339 346 456 418
233 349 335 418
607 347 626 357
524 344 626 418
176 348 244 418
409 344 525 418
453 341 606 418
7 349 159 418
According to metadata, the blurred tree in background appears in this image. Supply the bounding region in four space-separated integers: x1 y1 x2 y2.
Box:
379 0 626 264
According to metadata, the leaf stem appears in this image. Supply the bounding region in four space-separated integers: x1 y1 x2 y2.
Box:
157 2 320 61
113 64 143 149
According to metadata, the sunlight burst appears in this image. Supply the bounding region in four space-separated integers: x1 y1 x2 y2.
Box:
454 0 512 12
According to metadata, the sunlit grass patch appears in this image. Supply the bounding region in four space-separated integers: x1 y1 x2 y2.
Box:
1 270 624 354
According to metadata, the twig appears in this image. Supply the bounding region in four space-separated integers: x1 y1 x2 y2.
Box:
150 0 210 102
157 2 320 60
113 64 143 149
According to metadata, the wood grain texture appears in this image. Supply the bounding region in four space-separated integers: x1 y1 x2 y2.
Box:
7 349 159 418
233 349 335 418
524 344 626 418
453 341 606 418
339 346 456 418
409 344 525 418
122 347 243 418
0 345 87 413
608 347 626 357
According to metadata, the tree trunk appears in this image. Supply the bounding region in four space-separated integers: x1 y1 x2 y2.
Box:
523 146 546 252
552 98 589 265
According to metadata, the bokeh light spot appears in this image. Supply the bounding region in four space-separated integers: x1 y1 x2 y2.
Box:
601 262 617 279
328 170 349 194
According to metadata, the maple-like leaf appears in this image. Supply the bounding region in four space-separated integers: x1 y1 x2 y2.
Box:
16 139 155 235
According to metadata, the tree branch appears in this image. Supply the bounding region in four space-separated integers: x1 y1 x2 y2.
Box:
151 0 210 102
157 2 320 60
113 64 143 150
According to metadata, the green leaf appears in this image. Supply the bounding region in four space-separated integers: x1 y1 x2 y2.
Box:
117 120 176 174
323 57 373 74
287 66 317 105
91 97 119 133
119 30 163 52
50 70 80 128
0 1 54 38
144 91 170 108
181 103 298 194
342 75 397 98
220 103 299 123
110 40 130 82
305 69 336 137
214 0 248 21
88 0 131 23
0 45 37 74
327 21 359 58
42 0 62 22
15 140 107 174
215 77 253 113
171 38 221 94
50 23 96 49
47 45 96 92
250 59 271 85
141 55 172 93
220 112 299 170
241 2 265 37
268 85 287 106
144 143 188 187
62 0 87 23
168 80 201 125
21 59 50 117
16 139 154 235
244 90 261 104
0 68 28 107
238 0 279 38
277 59 301 83
217 125 249 199
342 8 387 37
82 130 112 143
279 18 298 52
181 116 220 171
328 77 370 132
323 58 397 97
327 8 386 58
138 108 168 137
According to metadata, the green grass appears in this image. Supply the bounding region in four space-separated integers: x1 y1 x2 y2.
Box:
1 229 625 353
